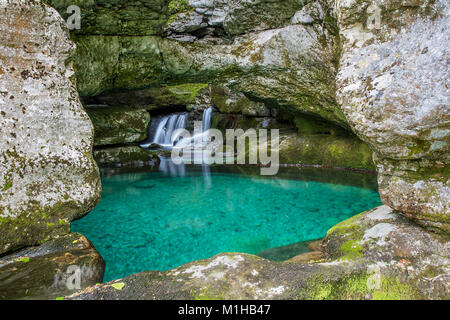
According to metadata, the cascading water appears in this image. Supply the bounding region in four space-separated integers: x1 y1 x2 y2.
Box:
141 107 214 177
202 107 213 132
140 113 188 148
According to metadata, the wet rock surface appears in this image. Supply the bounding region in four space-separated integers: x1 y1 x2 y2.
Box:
0 233 104 300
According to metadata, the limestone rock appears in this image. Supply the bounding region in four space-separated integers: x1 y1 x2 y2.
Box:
0 0 101 254
86 107 150 146
223 0 304 36
286 251 324 263
44 0 169 36
291 1 324 25
162 23 343 125
335 0 450 231
72 36 121 97
210 86 270 116
0 233 104 300
93 147 160 167
72 8 342 126
87 84 210 111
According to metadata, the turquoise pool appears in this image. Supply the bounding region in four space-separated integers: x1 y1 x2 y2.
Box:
72 165 381 281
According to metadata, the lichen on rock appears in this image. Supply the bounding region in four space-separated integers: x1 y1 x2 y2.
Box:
335 0 450 232
0 0 101 254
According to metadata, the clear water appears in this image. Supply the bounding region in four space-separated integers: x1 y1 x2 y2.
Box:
71 165 381 282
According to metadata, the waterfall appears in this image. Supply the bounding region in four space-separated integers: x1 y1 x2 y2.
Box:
141 113 188 148
142 107 213 150
202 107 213 132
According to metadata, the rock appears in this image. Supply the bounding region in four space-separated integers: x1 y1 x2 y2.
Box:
277 133 374 170
165 0 228 38
286 251 324 263
115 37 164 90
72 36 121 97
73 36 163 97
44 0 169 36
93 146 160 167
223 0 304 36
161 23 343 126
85 83 210 112
257 239 318 261
0 233 104 300
71 18 343 126
308 240 323 252
335 0 450 231
291 1 324 25
67 206 449 300
0 0 101 255
210 86 270 116
86 106 150 146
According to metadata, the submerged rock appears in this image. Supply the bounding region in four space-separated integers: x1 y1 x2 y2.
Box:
335 0 450 232
0 233 104 300
257 239 319 261
0 0 101 254
67 206 449 300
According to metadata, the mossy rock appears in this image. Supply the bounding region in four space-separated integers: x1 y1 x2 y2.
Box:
0 233 104 300
86 107 150 146
93 146 160 167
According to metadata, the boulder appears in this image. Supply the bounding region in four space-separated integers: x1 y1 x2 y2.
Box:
210 86 270 117
277 133 375 170
0 0 101 254
0 233 104 300
165 0 306 38
335 0 450 231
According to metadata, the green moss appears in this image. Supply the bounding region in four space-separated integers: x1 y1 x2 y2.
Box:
338 240 364 260
301 272 423 300
326 211 366 237
279 133 375 170
168 0 192 15
166 83 208 104
372 277 422 300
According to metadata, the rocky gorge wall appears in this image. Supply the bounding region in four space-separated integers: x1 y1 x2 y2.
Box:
0 0 448 299
0 0 101 254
